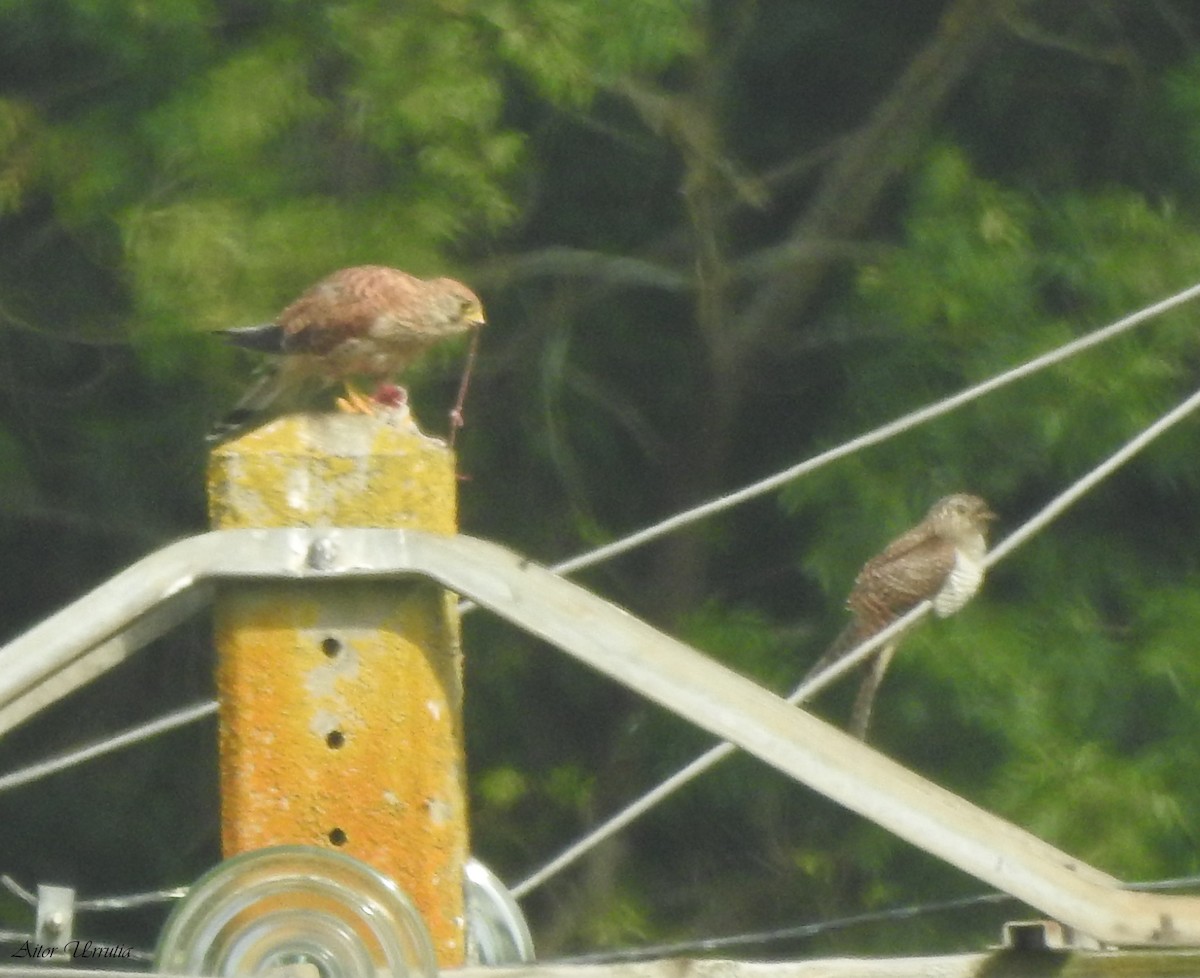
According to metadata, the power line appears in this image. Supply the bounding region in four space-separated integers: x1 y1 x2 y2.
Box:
555 891 1014 963
1130 872 1200 892
4 344 1197 909
509 601 930 899
0 871 186 911
0 875 34 905
535 278 1200 581
510 381 1200 898
0 280 1197 921
5 279 1192 794
984 385 1200 566
0 701 217 795
550 872 1200 963
3 868 1196 963
0 874 179 916
74 887 188 912
454 276 1200 617
4 285 1195 892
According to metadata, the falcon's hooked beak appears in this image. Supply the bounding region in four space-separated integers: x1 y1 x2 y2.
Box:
464 299 486 329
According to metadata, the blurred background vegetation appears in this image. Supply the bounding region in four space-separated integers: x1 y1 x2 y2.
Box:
3 0 1200 962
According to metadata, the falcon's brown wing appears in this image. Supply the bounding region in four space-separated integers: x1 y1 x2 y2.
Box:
278 266 426 356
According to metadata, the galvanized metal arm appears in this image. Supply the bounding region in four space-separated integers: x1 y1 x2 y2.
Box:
0 528 1196 947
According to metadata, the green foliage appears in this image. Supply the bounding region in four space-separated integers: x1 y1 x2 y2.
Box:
0 0 698 945
7 0 1200 962
775 136 1200 899
478 0 698 105
677 600 797 688
0 97 37 214
477 764 529 810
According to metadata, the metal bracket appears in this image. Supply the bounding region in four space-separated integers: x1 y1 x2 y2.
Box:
1002 919 1103 951
34 884 74 947
0 528 1198 946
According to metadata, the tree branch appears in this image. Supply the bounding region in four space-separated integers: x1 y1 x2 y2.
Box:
732 0 1037 354
471 246 691 293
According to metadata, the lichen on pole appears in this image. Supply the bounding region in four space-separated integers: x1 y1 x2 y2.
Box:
207 412 467 966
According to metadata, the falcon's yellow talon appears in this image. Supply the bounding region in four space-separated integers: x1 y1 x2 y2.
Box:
336 387 376 415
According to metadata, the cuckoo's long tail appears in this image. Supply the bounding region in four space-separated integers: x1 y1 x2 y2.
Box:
847 641 898 740
801 620 864 685
802 621 904 742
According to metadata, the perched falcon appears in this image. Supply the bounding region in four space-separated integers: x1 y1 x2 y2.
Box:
803 493 996 739
211 265 485 439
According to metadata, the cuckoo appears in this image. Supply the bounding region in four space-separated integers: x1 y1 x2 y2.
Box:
804 493 996 739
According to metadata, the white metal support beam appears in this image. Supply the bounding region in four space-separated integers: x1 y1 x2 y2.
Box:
0 528 1196 946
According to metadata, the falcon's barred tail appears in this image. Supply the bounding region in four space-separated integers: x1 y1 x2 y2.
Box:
208 323 300 442
206 365 292 444
218 322 287 353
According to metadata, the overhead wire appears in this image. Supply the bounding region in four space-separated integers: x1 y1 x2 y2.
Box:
2 870 1198 964
454 276 1200 617
0 872 186 912
0 970 160 978
554 891 1015 962
0 875 34 905
0 701 218 795
2 278 1195 796
509 277 1200 583
0 279 1197 928
73 888 189 912
0 874 169 962
509 601 930 899
550 872 1200 963
510 379 1200 898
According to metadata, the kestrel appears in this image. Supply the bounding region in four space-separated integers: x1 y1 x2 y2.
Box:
211 265 485 439
804 493 996 739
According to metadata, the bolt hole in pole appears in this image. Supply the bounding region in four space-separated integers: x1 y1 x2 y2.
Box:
328 828 348 846
326 730 345 750
321 637 342 658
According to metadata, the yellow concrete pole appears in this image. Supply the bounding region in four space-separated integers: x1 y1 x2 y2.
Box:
207 413 467 966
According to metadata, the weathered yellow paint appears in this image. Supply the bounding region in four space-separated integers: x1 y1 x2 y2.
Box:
208 413 467 965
